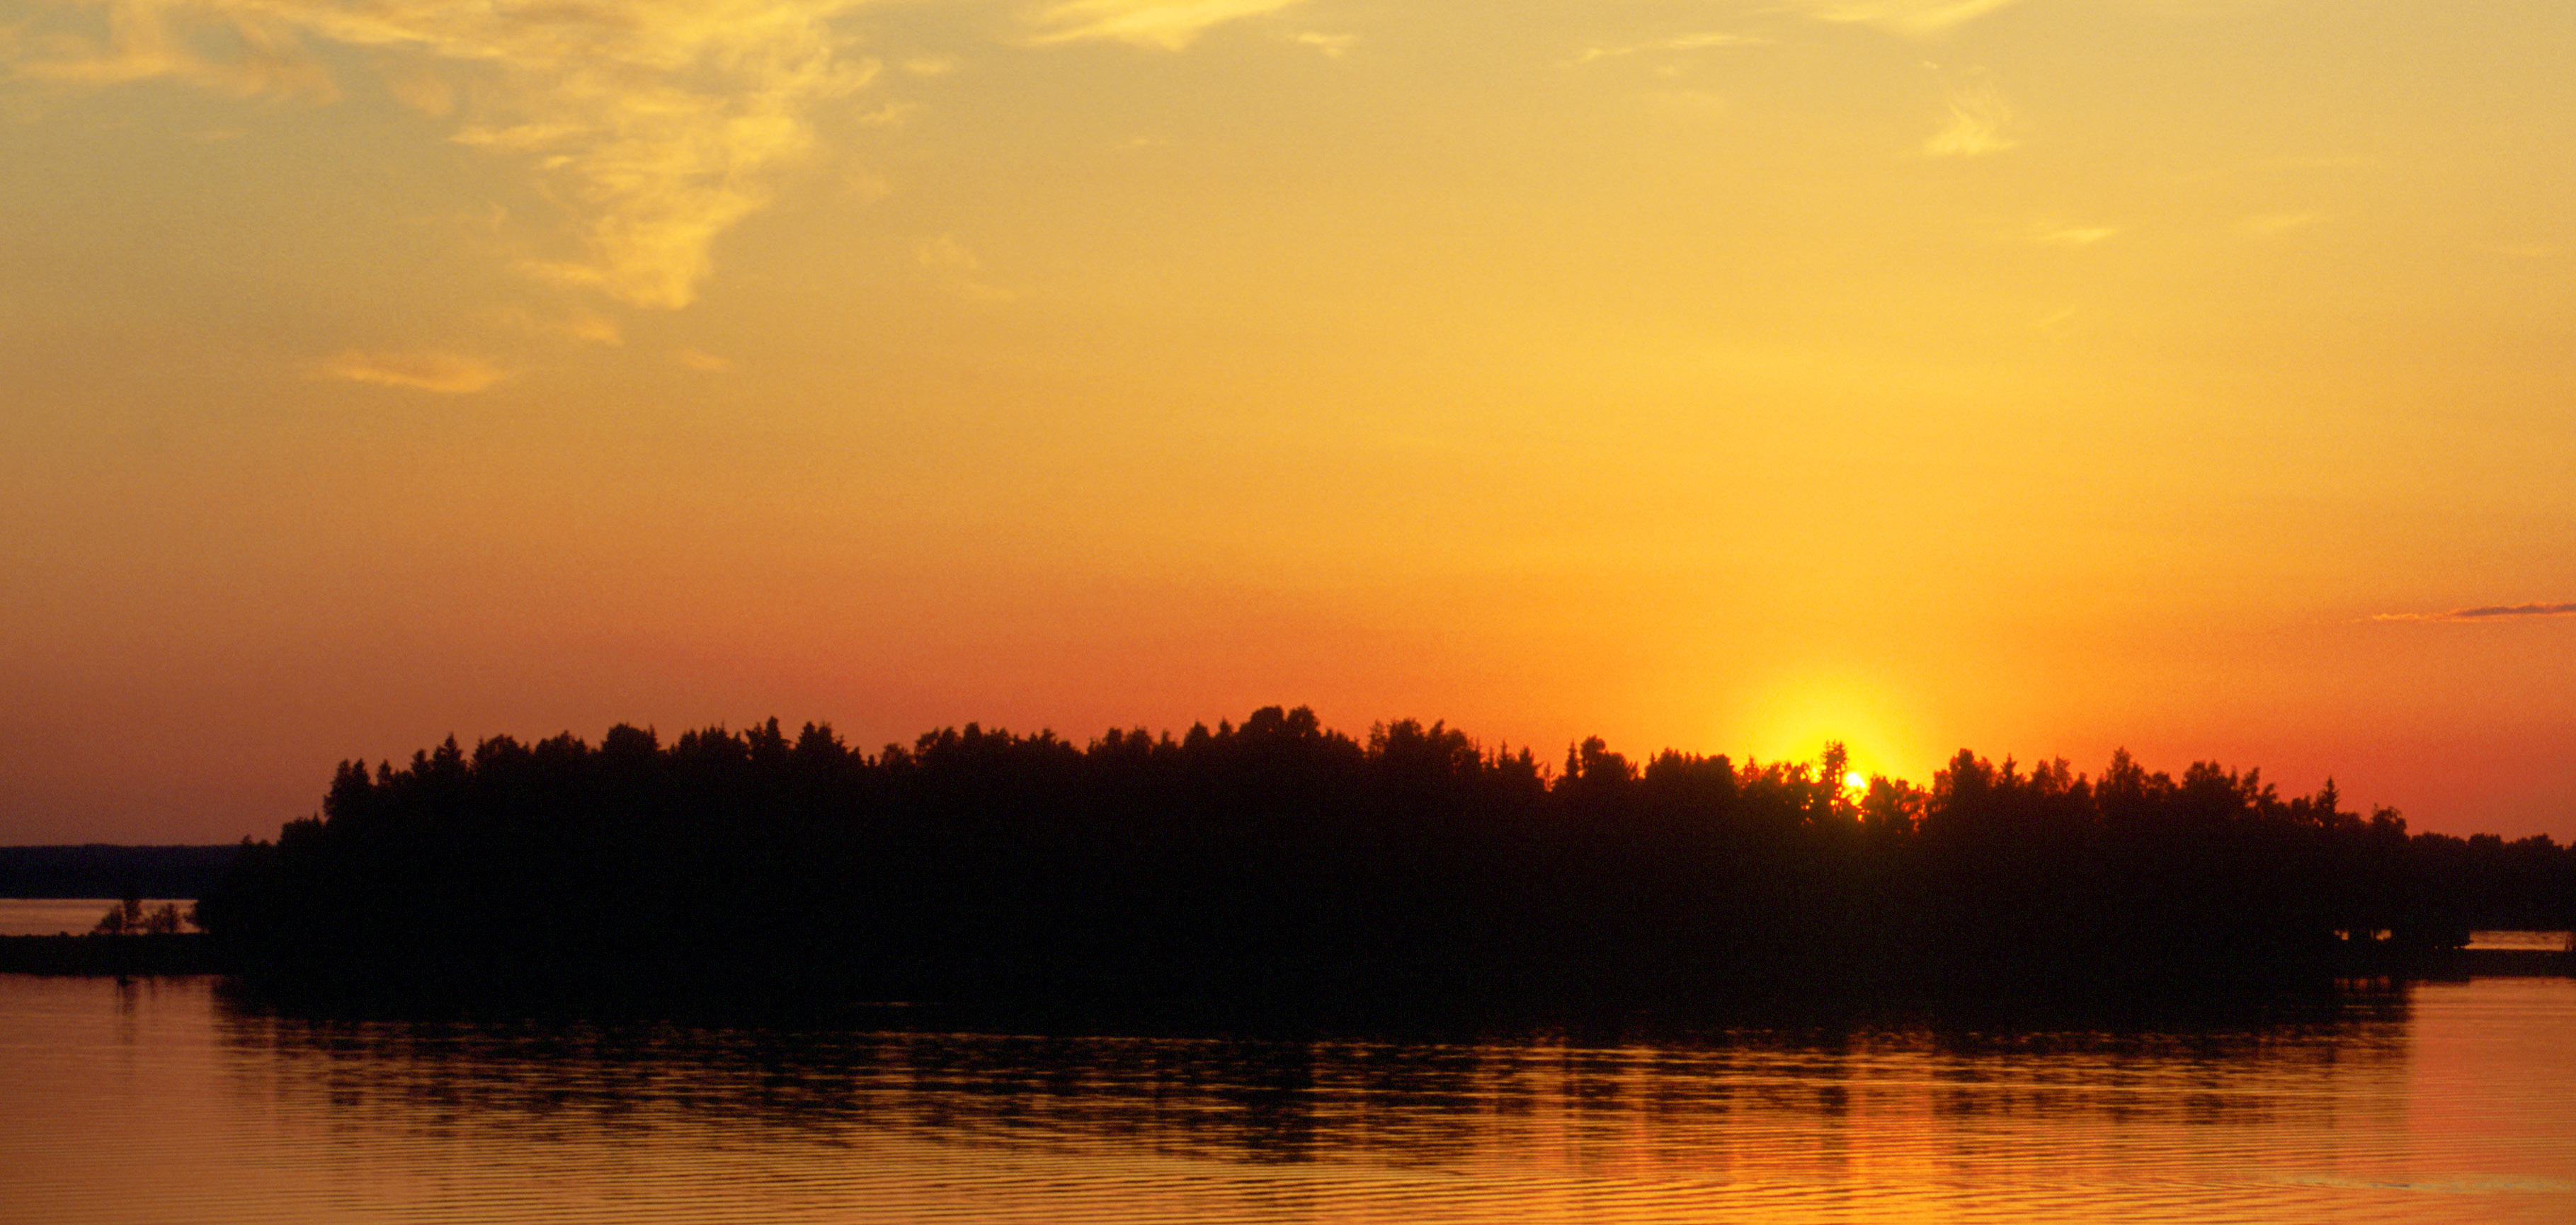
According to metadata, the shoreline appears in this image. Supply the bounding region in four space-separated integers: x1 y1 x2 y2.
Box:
6 933 2563 989
0 933 229 976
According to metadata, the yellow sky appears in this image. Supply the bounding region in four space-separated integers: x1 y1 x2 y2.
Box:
3 1 2570 842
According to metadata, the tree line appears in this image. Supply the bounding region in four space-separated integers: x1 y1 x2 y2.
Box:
194 707 2576 999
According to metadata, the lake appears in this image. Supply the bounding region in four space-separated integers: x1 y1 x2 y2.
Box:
0 899 194 938
3 972 2572 1223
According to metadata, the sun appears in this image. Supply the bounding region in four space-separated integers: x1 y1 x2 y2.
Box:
1728 672 1930 792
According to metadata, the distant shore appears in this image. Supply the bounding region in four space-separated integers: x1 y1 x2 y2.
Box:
0 933 227 976
4 933 2563 993
2427 946 2572 979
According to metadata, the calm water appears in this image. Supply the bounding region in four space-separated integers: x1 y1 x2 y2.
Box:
0 899 193 937
4 974 2574 1224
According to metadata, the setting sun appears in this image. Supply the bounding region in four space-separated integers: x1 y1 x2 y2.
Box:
0 1 2569 845
5 3 2576 1217
1730 673 1930 794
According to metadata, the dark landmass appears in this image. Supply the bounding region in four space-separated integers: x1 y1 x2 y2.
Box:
2432 947 2574 978
186 708 2573 1005
0 844 240 899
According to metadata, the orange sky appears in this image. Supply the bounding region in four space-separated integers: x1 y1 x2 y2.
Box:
3 1 2570 844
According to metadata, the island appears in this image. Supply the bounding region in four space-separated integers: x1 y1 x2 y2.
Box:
152 707 2572 1005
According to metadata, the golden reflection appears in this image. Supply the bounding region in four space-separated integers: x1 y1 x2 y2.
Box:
20 976 2576 1224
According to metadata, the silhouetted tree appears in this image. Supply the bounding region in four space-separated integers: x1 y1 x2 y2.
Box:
192 710 2574 1000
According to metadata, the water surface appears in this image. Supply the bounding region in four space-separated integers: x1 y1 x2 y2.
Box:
4 974 2572 1223
0 899 191 937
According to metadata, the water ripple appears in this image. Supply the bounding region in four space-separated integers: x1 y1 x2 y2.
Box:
4 976 2575 1223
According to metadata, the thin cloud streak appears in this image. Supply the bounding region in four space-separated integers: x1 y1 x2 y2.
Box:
1571 32 1770 65
2237 212 2326 238
1786 1 2027 38
2374 603 2576 622
1029 1 1306 51
316 348 512 393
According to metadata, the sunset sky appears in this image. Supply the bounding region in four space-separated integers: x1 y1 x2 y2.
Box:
4 0 2570 845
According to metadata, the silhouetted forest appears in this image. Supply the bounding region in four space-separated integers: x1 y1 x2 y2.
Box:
194 709 2576 1000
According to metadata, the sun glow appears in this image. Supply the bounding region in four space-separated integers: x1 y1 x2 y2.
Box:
1736 675 1930 789
5 0 2573 847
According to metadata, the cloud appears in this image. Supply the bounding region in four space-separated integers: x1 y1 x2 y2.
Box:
382 66 457 117
2236 212 2325 237
1925 82 2014 156
2263 154 2383 172
6 1 878 310
2375 603 2576 623
916 234 1015 302
1571 32 1769 65
317 348 511 393
671 346 733 372
1787 1 2027 38
1029 1 1306 52
5 1 340 98
2032 226 2116 246
1290 31 1353 59
916 233 979 270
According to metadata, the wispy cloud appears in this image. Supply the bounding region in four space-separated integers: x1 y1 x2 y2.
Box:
2235 212 2325 237
1925 82 2014 156
5 1 340 98
316 348 512 394
2263 154 2383 172
1786 1 2027 38
2031 226 2116 246
6 1 878 310
1571 32 1770 66
2374 603 2576 623
1291 31 1354 59
1029 1 1306 52
916 234 1015 302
